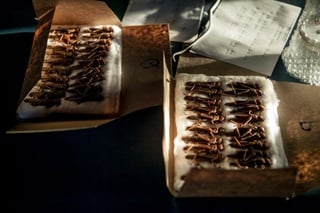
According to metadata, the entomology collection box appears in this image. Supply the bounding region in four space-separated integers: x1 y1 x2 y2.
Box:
8 0 171 133
162 53 320 197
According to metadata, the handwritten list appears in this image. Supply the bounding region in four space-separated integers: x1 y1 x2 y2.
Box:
190 0 301 76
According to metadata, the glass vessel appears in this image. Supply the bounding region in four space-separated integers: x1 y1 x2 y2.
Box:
281 0 320 85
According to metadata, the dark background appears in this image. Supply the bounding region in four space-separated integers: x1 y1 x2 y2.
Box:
1 1 319 212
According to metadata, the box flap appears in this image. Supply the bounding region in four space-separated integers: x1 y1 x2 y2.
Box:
52 0 121 26
120 25 171 115
273 81 320 194
32 0 121 25
32 0 56 19
175 52 267 77
179 168 297 197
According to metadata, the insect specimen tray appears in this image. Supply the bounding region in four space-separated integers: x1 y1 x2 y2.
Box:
8 0 171 133
162 53 320 197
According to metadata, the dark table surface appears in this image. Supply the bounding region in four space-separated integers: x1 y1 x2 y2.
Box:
1 1 319 212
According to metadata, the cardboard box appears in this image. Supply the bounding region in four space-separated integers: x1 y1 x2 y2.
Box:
9 0 320 198
7 0 171 133
162 53 320 197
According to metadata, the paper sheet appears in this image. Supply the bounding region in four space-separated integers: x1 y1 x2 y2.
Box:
122 0 205 43
190 0 301 76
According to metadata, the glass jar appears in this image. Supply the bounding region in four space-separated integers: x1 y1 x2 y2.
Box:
281 0 320 85
299 13 320 52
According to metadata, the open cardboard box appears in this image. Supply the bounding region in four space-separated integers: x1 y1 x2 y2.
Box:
8 0 320 198
7 0 171 133
163 53 320 197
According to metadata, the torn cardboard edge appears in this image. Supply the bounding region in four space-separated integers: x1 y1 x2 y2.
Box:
163 53 320 197
32 0 56 20
7 0 171 133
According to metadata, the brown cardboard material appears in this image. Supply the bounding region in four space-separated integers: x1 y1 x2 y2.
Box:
163 53 320 197
7 0 171 133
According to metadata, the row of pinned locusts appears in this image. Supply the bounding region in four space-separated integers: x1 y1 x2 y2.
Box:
182 80 272 169
24 26 115 108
